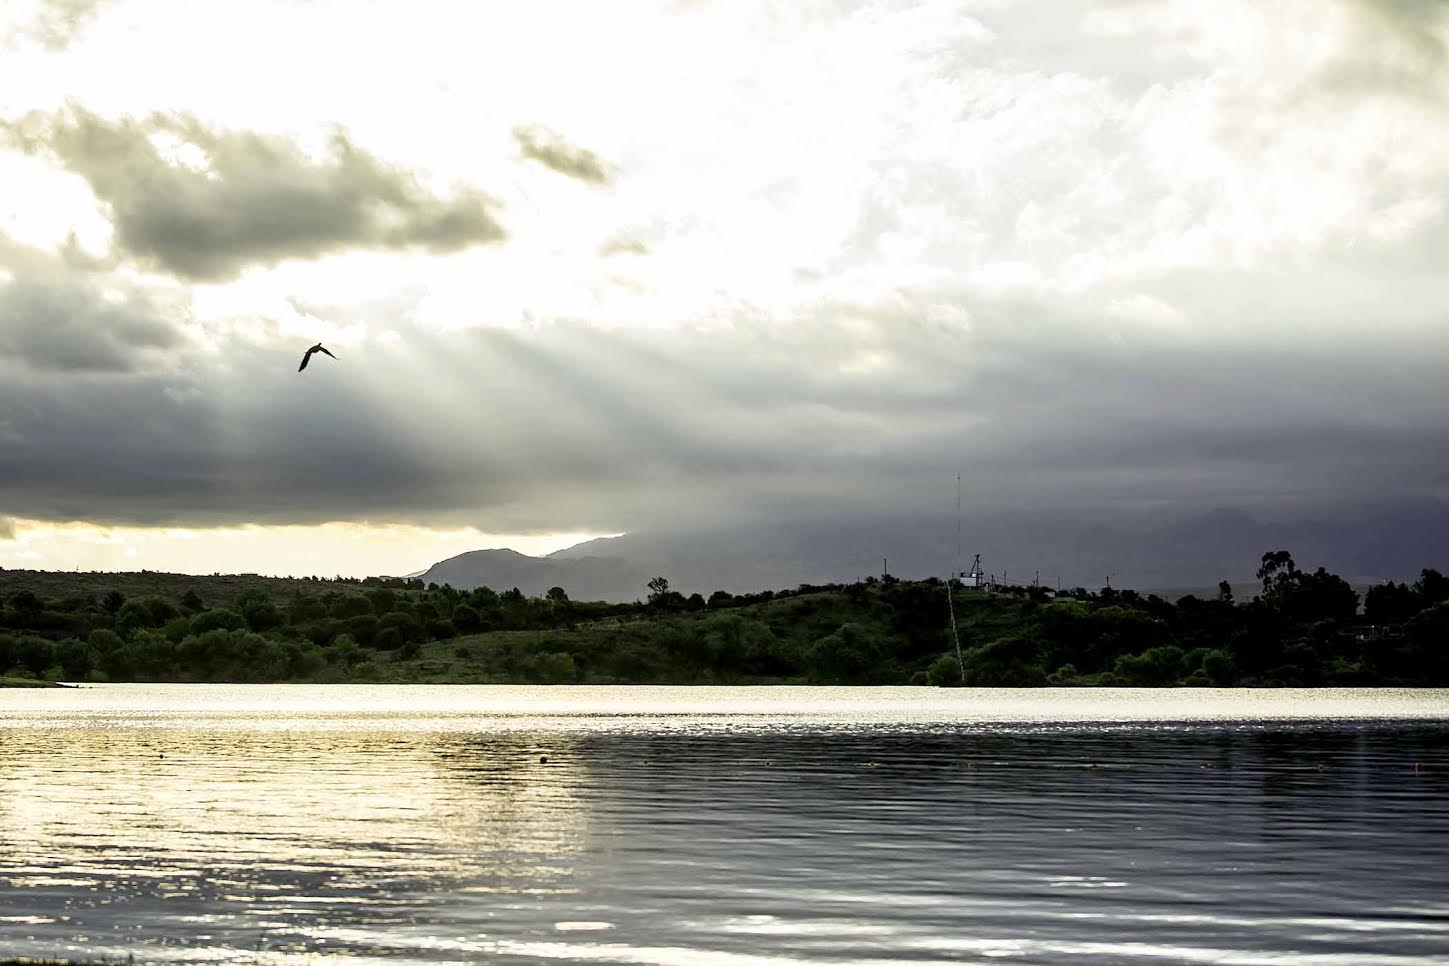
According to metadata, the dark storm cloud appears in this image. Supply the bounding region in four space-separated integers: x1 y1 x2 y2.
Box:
3 109 507 281
3 289 1448 586
0 240 185 373
514 126 614 185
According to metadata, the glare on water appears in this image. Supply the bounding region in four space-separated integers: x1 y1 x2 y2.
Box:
1 685 1447 965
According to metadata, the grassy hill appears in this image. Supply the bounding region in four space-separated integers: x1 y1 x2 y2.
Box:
0 675 67 688
1 556 1446 687
0 568 383 609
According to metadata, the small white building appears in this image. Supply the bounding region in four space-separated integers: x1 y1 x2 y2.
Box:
956 569 985 589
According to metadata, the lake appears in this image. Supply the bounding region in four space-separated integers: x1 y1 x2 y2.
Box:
2 685 1447 964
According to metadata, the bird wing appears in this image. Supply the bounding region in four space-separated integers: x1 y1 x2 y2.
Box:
299 347 316 371
318 346 337 359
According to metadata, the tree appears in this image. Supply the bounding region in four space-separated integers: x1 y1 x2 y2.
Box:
1285 567 1358 624
1365 581 1420 625
647 576 670 602
1217 581 1234 604
1113 645 1186 685
546 586 569 603
87 628 123 653
808 623 886 683
1414 569 1449 606
1201 649 1237 685
1255 551 1357 625
452 604 483 633
962 635 1046 686
330 594 375 619
115 596 179 637
329 634 364 672
190 609 246 635
53 638 93 680
1404 602 1449 683
366 588 398 615
926 652 962 687
378 611 425 645
1257 550 1298 598
236 592 283 633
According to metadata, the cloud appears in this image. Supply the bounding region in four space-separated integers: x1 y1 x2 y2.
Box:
3 0 111 50
1318 0 1449 98
0 238 187 372
4 108 507 280
1 0 1448 586
514 125 614 185
0 515 15 540
1 286 1446 563
600 236 648 257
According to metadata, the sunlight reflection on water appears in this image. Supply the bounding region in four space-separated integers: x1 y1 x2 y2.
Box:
1 686 1447 964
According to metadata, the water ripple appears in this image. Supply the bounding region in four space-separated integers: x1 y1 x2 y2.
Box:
1 685 1446 964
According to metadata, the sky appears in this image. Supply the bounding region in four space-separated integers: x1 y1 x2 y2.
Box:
1 0 1447 581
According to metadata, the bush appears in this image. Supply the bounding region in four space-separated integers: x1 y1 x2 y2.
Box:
808 623 886 683
236 592 284 633
379 611 425 644
963 635 1045 686
1046 663 1081 685
926 652 962 686
87 628 123 652
328 634 363 671
1113 645 1186 686
531 651 577 683
452 604 483 633
330 595 375 619
1201 649 1237 685
53 638 93 680
115 597 180 637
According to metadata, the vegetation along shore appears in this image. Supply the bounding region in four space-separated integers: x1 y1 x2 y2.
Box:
1 551 1445 687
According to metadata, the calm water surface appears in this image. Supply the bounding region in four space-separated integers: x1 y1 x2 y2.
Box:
1 686 1447 965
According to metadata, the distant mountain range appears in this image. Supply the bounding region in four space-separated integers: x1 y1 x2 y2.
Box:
417 535 816 603
415 503 1449 602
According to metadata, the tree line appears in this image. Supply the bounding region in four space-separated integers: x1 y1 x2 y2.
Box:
0 551 1445 686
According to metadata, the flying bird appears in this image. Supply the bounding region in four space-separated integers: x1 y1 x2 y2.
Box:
298 342 337 372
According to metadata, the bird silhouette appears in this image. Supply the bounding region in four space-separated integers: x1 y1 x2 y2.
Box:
298 342 337 372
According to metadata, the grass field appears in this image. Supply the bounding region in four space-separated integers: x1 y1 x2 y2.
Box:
0 676 67 688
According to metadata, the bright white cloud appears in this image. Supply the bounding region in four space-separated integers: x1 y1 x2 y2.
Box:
1 0 1448 580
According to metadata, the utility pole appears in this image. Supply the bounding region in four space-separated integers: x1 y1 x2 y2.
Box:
946 580 965 684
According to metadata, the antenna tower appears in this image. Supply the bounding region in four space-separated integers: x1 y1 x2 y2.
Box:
955 473 962 575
